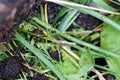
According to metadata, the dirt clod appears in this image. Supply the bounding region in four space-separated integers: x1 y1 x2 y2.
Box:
0 56 21 80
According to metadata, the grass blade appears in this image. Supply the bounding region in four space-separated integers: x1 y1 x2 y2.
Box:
45 0 120 31
15 32 66 80
33 17 120 59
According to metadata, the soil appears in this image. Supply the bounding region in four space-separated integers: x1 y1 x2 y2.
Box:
32 3 41 16
32 29 43 42
27 73 48 80
0 56 21 80
47 48 62 61
47 2 102 30
75 13 102 30
95 58 107 66
47 2 62 23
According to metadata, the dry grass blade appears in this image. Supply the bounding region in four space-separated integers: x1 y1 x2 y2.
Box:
45 0 120 15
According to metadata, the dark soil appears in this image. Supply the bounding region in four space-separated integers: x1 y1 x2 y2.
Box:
47 48 62 61
47 2 62 23
75 13 102 30
32 3 41 16
47 2 102 30
0 56 21 80
95 58 107 66
32 29 43 42
27 73 48 80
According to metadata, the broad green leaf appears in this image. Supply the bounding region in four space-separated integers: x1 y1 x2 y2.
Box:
79 64 93 78
55 50 79 75
56 61 79 75
79 50 94 67
101 15 120 80
101 15 120 53
79 50 94 78
65 74 81 80
65 64 93 80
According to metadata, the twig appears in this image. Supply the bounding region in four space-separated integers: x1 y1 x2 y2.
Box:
61 44 80 60
92 68 106 80
91 72 108 78
22 63 58 80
